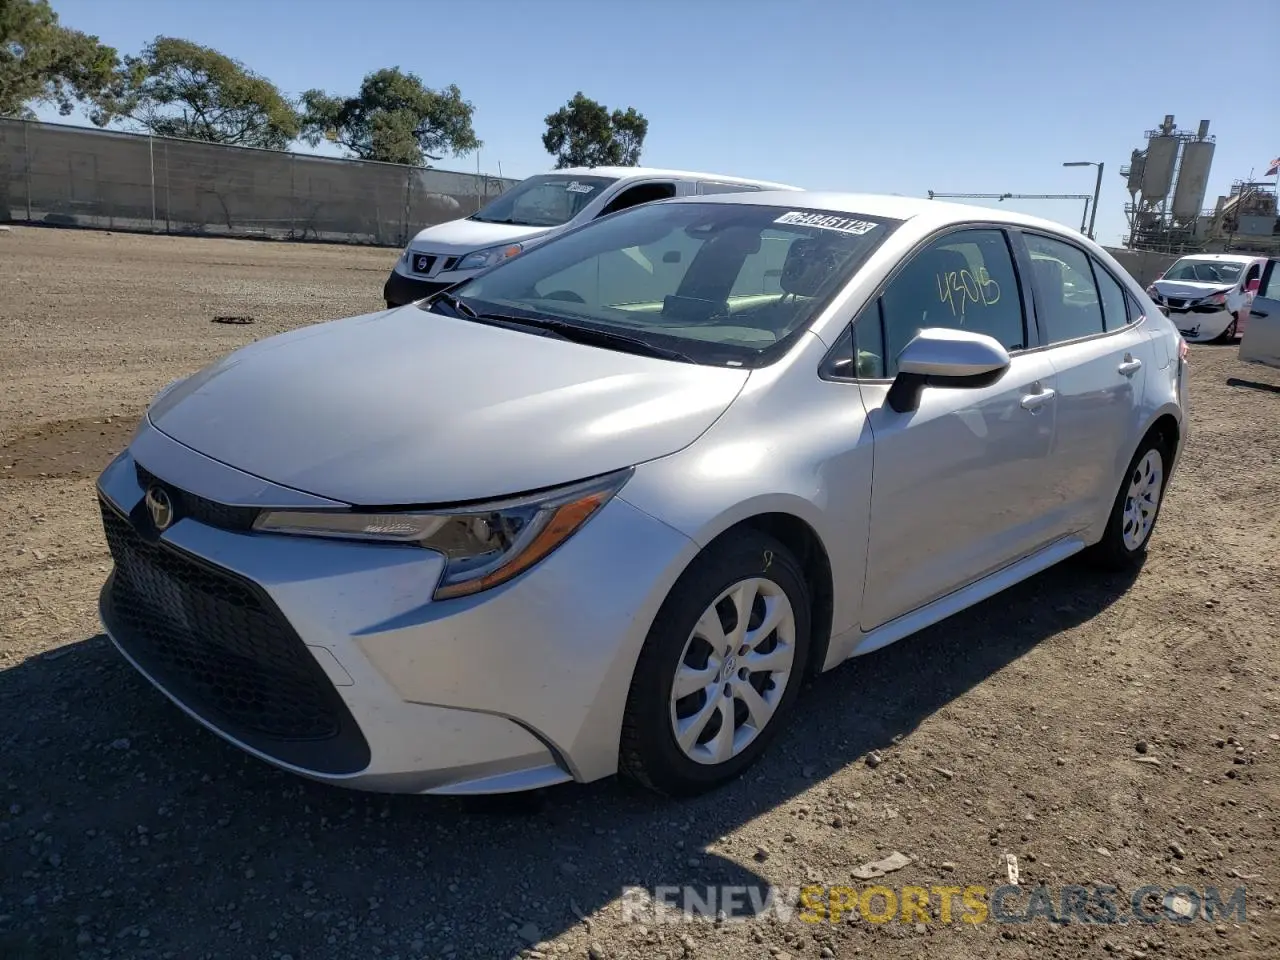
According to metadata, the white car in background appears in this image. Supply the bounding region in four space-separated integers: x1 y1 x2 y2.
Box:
383 167 800 307
1146 253 1267 343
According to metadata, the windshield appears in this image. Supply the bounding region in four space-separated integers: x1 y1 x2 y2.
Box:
434 201 901 367
469 174 618 227
1163 259 1243 284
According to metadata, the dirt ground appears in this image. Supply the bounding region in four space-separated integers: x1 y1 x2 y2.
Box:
0 225 1277 960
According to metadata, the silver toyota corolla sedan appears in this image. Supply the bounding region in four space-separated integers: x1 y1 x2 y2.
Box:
95 192 1189 797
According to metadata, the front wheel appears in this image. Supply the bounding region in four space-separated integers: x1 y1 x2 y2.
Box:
619 530 811 796
1087 433 1169 569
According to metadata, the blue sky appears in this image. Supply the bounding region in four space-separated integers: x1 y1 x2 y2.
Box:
37 0 1278 246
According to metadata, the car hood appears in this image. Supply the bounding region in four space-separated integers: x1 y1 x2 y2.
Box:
1151 279 1232 300
147 307 749 505
408 217 553 255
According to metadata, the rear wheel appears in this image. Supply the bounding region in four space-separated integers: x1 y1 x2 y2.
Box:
1087 433 1169 569
619 530 811 796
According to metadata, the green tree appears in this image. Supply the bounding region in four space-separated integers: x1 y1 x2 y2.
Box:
0 0 118 118
93 37 299 149
299 68 480 166
541 92 647 169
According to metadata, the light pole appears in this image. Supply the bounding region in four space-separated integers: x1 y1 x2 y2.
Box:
1063 161 1104 240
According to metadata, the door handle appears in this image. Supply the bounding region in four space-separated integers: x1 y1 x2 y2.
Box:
1118 356 1143 376
1020 387 1055 411
1252 309 1269 318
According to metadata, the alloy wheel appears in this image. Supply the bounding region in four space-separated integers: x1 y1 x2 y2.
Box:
1122 448 1164 551
668 577 796 766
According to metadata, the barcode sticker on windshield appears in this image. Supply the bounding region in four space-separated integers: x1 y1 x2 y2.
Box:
775 211 877 235
565 181 596 194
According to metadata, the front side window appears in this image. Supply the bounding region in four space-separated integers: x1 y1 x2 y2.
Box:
874 229 1025 378
1261 261 1280 299
1024 234 1105 343
470 174 617 227
1162 258 1244 284
445 202 900 367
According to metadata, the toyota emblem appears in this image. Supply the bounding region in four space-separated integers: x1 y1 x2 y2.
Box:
145 485 175 531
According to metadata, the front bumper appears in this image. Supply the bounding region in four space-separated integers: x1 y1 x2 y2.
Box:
383 268 452 307
96 422 697 793
383 262 484 307
1164 305 1234 342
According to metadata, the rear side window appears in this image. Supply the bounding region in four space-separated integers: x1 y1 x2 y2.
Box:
1126 291 1147 323
1092 260 1131 331
1024 234 1104 343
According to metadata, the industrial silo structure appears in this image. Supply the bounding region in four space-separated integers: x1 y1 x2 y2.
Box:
1171 138 1216 222
1141 133 1179 202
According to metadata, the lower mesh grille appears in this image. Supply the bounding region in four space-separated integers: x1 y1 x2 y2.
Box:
99 497 370 774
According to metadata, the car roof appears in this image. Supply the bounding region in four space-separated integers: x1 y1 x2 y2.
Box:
673 189 1090 234
1170 253 1261 264
552 166 800 191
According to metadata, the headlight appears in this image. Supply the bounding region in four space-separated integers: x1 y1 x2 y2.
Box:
253 468 632 600
1203 292 1226 306
455 242 523 272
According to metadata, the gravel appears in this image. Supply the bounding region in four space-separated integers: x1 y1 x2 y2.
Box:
1 226 1278 959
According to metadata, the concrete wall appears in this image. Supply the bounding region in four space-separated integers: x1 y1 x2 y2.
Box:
1103 247 1180 287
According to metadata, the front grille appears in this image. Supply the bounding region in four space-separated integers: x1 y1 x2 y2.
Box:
99 498 370 774
135 463 260 532
1168 298 1187 309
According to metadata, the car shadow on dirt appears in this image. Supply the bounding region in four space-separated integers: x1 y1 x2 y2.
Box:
0 556 1140 958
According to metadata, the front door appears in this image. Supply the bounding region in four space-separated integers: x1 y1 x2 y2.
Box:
857 227 1062 630
1240 259 1280 368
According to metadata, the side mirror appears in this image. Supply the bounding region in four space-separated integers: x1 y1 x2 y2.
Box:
886 328 1011 413
1246 278 1261 294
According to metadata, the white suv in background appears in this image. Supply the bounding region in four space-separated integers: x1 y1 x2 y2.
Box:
383 167 800 307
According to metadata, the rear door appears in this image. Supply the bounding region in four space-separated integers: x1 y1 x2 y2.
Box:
1015 230 1152 534
1239 259 1280 368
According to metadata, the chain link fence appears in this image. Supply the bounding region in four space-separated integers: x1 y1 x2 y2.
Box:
0 118 518 247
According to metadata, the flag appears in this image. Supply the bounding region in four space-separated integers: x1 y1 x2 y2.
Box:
1267 157 1280 177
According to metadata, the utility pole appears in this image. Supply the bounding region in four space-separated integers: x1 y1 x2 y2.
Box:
1062 161 1104 239
927 191 1093 234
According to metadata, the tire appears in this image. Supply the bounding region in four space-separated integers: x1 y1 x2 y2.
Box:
1087 431 1170 570
1215 314 1239 343
619 530 812 797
